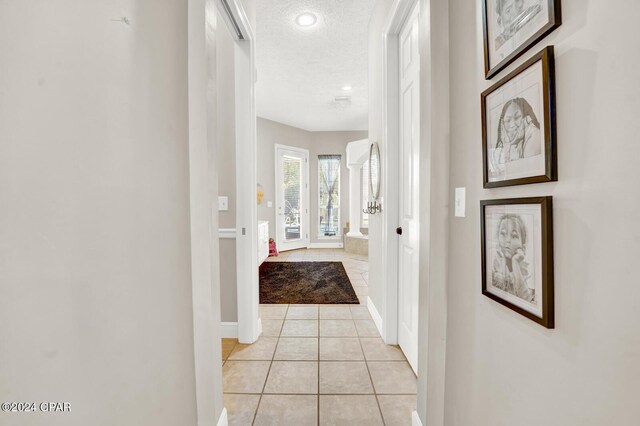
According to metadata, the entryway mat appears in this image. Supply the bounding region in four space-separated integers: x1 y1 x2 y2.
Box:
259 262 359 304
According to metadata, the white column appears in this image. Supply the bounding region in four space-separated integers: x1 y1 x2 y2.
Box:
347 164 363 237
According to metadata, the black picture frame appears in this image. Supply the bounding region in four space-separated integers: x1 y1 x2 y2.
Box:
481 46 557 188
480 196 554 329
482 0 561 79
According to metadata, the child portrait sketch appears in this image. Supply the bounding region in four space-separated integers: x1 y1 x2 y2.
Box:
485 60 546 183
492 97 541 168
491 213 535 303
486 0 549 67
484 204 543 317
494 0 543 50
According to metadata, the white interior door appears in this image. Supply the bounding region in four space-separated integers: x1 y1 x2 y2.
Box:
275 145 309 252
397 4 420 374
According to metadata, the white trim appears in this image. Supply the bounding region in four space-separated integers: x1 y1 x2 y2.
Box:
346 163 363 237
412 410 423 426
367 297 384 340
218 228 237 239
346 138 370 166
308 242 344 249
220 322 238 338
216 0 253 40
220 0 260 345
220 319 261 339
381 0 419 348
274 144 311 252
217 408 229 426
188 0 223 424
384 0 417 34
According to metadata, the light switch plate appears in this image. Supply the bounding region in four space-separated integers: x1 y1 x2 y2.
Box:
218 196 229 211
454 187 466 218
267 201 273 208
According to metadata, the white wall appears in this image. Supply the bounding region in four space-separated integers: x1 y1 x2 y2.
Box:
0 1 200 425
444 0 640 425
366 0 394 347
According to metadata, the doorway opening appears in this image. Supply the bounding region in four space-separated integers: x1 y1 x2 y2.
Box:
216 0 419 424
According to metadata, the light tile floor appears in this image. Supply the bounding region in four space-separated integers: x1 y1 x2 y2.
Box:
222 249 417 425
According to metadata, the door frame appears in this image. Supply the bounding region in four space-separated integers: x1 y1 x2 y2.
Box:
380 0 419 348
274 144 311 252
382 1 450 425
396 1 421 375
217 0 261 346
187 0 229 424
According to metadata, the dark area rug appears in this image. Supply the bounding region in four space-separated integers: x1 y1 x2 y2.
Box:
259 262 359 304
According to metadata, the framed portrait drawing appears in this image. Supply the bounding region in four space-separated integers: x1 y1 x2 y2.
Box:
481 46 556 188
481 197 554 328
482 0 561 79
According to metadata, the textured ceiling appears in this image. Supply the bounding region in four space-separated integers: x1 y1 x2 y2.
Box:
256 0 376 132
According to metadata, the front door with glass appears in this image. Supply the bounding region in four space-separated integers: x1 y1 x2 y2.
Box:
275 145 310 252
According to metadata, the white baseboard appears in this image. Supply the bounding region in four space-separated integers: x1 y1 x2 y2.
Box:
308 242 344 249
221 322 238 338
412 411 423 426
217 407 228 426
367 297 384 340
256 317 263 339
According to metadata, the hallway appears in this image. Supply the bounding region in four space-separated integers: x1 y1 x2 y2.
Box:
222 249 416 425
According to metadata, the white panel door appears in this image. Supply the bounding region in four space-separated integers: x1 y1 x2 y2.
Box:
397 4 420 374
275 145 310 252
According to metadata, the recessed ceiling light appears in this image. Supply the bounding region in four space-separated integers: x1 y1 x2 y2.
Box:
342 85 352 91
296 13 317 27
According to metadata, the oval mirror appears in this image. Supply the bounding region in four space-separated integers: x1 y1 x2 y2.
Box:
369 142 381 201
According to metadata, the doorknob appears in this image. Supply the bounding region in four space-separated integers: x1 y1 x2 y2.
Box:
396 227 403 235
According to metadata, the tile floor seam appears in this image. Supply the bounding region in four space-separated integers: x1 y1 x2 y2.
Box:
357 333 387 426
251 304 289 426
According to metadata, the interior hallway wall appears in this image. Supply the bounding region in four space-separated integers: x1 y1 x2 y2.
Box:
0 1 198 425
444 0 640 425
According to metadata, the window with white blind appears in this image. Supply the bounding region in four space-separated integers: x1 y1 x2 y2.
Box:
282 155 302 241
361 160 370 228
318 155 341 237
